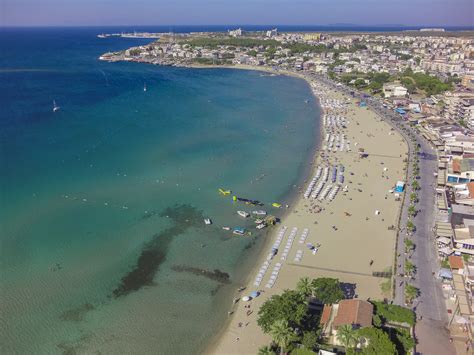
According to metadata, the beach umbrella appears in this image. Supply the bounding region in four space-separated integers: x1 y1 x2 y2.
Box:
250 291 260 298
241 296 251 302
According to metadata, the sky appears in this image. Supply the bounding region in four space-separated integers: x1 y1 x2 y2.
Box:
1 0 473 27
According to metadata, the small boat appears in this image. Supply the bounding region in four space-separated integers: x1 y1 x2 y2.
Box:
272 203 282 208
53 100 60 112
143 83 147 92
237 210 250 218
254 218 264 224
233 227 246 236
256 223 266 230
222 226 231 231
204 218 212 225
219 188 231 195
252 210 267 216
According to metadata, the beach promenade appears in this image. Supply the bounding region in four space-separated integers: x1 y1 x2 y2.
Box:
208 76 408 354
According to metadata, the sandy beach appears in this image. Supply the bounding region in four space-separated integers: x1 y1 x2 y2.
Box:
207 73 408 354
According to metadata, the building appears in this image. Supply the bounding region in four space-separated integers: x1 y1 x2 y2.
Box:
266 28 278 38
304 33 322 41
320 299 373 346
447 158 474 185
383 83 408 98
228 28 242 37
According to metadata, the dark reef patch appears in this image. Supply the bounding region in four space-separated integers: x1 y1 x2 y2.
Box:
59 303 95 322
112 204 204 298
171 265 231 284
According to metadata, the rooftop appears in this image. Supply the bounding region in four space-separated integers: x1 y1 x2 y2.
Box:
449 255 464 270
332 299 373 328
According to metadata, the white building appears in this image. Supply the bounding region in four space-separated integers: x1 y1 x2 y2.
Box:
383 83 408 98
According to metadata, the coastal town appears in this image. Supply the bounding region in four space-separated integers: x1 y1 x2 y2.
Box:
99 29 474 354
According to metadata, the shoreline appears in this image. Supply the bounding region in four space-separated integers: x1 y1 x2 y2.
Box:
202 67 325 355
199 65 407 354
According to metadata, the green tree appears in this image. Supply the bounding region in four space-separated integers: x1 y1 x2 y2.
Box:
270 319 297 355
356 327 396 354
373 314 383 327
354 78 367 88
408 205 417 217
257 290 308 333
258 345 276 355
337 324 357 350
301 331 318 350
404 238 415 251
405 260 415 275
405 284 419 303
311 278 344 304
411 180 420 191
409 193 418 203
392 328 416 354
296 277 313 297
406 220 415 232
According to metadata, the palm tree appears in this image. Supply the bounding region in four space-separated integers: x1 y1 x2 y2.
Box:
336 324 357 350
405 284 419 303
408 205 416 217
406 220 415 232
410 192 418 203
296 277 313 297
412 180 420 191
405 260 415 275
269 319 296 355
404 238 415 251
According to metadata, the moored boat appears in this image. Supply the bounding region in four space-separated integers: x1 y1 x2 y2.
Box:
252 210 267 216
233 227 246 235
204 218 212 225
237 210 250 218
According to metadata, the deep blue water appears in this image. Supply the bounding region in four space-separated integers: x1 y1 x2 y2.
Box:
0 28 320 353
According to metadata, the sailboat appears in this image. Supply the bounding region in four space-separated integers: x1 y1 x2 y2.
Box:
53 100 60 112
143 83 147 92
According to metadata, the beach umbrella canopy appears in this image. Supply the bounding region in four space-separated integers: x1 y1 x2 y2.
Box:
241 296 251 302
250 291 260 298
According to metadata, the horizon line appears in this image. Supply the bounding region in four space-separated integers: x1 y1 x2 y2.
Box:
2 24 474 29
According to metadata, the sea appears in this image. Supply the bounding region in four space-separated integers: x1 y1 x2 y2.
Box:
0 27 320 354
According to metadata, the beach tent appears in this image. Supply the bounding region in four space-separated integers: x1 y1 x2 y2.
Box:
395 181 405 193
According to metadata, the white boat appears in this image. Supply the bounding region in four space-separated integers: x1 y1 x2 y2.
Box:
204 218 212 225
233 227 246 235
143 83 147 92
252 210 267 216
222 226 231 231
53 100 60 112
256 223 266 230
237 210 250 218
254 218 264 224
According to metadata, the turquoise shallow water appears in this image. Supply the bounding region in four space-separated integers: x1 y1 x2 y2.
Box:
0 28 320 354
